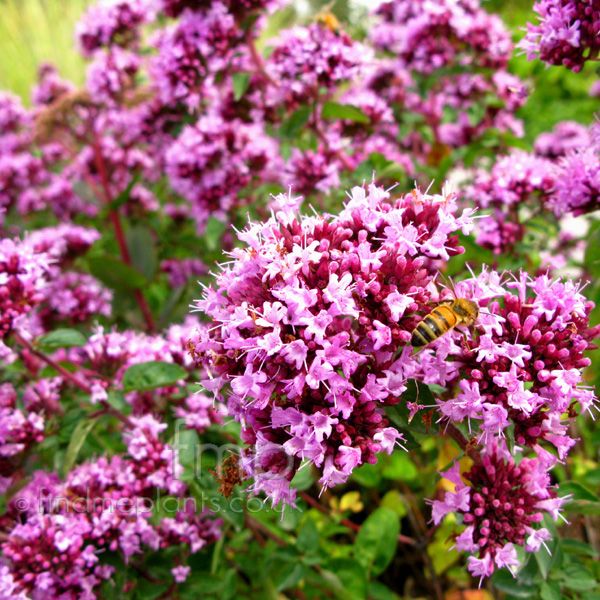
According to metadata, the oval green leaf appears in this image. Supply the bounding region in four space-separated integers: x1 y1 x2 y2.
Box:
322 102 370 123
88 255 147 291
122 361 187 393
354 507 400 576
38 328 87 349
62 417 98 477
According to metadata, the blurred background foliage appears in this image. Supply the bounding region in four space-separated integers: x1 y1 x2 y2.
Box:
2 1 600 599
2 0 599 146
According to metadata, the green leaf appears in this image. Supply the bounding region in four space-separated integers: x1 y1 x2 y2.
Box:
322 102 370 123
561 481 600 514
179 571 234 597
297 516 319 554
106 390 129 413
134 579 169 600
354 507 399 576
172 428 199 469
583 467 600 485
367 582 397 600
38 328 87 350
39 360 78 379
584 225 600 278
290 462 314 491
491 568 538 598
126 226 157 281
239 11 261 31
350 462 381 488
205 216 227 252
381 452 418 482
275 562 307 592
122 361 187 393
563 500 600 515
88 255 147 291
540 581 561 600
107 174 140 211
380 490 407 518
560 481 600 502
189 482 244 530
535 540 557 580
427 384 446 394
232 72 251 101
279 502 304 532
560 562 597 591
158 285 187 330
560 538 598 558
62 417 98 476
278 106 311 138
467 100 487 127
384 379 439 435
378 161 408 181
321 558 368 600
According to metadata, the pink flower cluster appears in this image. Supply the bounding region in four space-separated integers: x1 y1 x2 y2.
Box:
534 120 591 158
409 71 526 149
67 109 157 209
466 119 600 254
417 269 599 577
0 93 48 221
433 271 598 449
0 415 222 599
267 23 373 109
191 183 476 506
160 0 281 19
193 176 599 578
1 225 111 341
58 316 221 426
466 152 556 254
552 142 600 215
363 0 525 166
76 0 154 57
519 0 600 72
31 64 75 107
0 237 50 340
38 272 112 330
371 0 512 73
165 115 280 232
1 0 599 590
151 4 242 111
86 47 141 104
160 257 208 287
0 383 46 495
432 441 559 582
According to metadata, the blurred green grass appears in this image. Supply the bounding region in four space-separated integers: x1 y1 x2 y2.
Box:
0 0 90 103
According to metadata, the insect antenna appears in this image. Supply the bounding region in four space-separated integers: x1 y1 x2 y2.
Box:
435 270 460 300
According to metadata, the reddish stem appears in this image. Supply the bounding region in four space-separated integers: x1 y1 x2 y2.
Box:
244 516 267 547
245 515 287 547
14 332 92 394
90 138 155 333
13 332 132 427
312 112 355 173
445 422 481 463
245 30 278 88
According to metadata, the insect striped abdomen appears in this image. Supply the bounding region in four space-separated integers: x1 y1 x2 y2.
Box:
411 304 457 347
